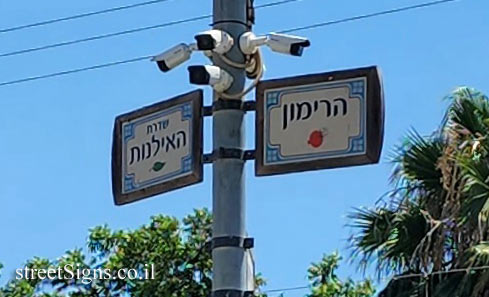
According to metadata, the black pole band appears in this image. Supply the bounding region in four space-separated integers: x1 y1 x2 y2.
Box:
203 100 256 116
211 20 248 27
205 236 254 252
203 148 255 164
212 290 255 297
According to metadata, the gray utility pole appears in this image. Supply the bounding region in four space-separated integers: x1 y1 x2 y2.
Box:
211 0 250 297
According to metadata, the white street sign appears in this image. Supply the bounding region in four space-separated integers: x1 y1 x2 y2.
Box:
255 66 384 176
112 90 203 205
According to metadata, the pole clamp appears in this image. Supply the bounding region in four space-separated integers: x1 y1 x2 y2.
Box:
205 236 254 252
204 148 255 164
212 290 255 297
211 20 249 27
203 99 256 116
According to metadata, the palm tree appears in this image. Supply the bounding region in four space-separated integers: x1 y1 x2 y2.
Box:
349 87 489 297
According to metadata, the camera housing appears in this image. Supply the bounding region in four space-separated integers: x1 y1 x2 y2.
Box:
187 65 234 93
267 33 311 56
194 30 234 54
151 43 194 72
239 32 310 57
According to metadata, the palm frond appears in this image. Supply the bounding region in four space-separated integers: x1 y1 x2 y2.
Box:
349 205 430 276
392 130 445 195
445 87 489 137
459 157 489 229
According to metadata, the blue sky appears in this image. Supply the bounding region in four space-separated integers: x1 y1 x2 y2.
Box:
0 0 488 295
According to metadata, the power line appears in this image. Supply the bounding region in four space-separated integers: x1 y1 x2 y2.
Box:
0 55 152 87
263 285 309 293
254 0 303 9
279 0 458 34
262 265 489 295
0 0 173 34
387 265 489 297
0 0 459 88
0 15 211 58
0 0 302 59
391 265 489 281
258 266 489 297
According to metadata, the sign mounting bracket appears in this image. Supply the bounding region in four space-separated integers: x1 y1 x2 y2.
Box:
203 148 256 164
203 99 256 116
205 236 255 252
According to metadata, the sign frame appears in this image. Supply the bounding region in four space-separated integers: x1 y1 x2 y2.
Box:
112 89 203 205
255 66 384 176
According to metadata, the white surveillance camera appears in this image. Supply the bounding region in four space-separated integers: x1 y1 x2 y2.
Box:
151 43 195 72
194 30 234 54
267 33 310 56
187 65 234 93
239 32 310 57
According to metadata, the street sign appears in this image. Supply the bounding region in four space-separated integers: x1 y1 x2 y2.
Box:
255 66 384 176
112 90 203 205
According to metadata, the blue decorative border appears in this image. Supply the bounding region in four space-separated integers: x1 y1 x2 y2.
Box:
122 102 194 194
264 78 367 165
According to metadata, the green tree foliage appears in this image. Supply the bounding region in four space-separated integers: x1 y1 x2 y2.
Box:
1 209 374 297
2 209 212 297
349 87 489 297
307 253 374 297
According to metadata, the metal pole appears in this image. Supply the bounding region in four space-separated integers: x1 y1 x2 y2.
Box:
212 0 248 296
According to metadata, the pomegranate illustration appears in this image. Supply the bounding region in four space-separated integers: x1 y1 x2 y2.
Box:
308 130 324 148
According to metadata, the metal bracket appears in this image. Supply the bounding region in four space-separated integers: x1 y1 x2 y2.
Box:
205 236 254 252
204 148 255 164
203 100 256 116
212 290 254 297
211 20 249 27
242 100 256 112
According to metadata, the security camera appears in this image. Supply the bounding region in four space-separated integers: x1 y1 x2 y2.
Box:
267 33 310 56
239 32 310 57
187 65 234 93
151 43 196 72
194 30 234 54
